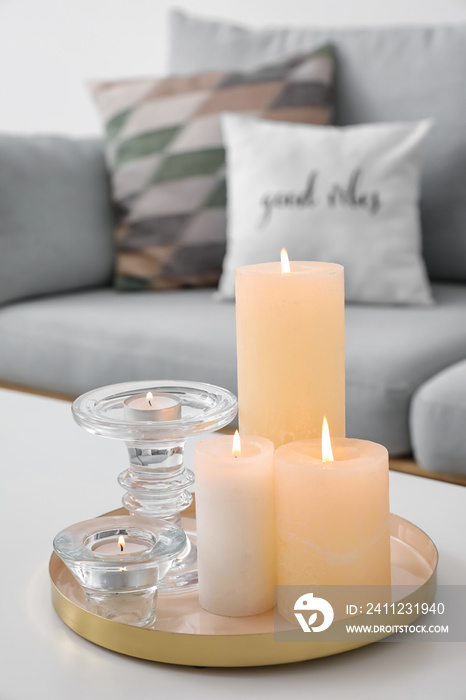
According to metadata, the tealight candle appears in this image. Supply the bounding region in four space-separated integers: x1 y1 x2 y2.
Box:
194 432 275 617
123 391 181 421
53 516 187 626
88 533 148 555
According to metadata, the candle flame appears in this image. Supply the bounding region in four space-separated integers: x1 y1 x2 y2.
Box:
232 430 241 458
118 535 125 552
280 248 291 274
322 417 334 463
146 391 153 407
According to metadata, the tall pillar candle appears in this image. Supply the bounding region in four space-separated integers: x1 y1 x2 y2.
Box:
235 260 345 447
194 433 275 616
275 434 391 593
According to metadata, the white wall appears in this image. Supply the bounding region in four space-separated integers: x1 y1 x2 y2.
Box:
1 0 466 136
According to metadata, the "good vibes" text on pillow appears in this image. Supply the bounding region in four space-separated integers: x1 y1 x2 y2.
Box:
259 168 381 226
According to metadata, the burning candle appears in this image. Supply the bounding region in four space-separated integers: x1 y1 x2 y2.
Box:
88 533 148 555
235 250 345 447
194 431 275 616
123 391 181 421
53 516 187 626
275 419 391 593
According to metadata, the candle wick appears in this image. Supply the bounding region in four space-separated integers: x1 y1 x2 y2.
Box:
148 399 152 407
119 542 124 552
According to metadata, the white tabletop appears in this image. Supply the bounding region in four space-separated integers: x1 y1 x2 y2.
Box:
1 388 465 700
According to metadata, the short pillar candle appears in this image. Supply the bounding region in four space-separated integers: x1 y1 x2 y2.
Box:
235 258 345 448
194 433 275 616
275 434 391 589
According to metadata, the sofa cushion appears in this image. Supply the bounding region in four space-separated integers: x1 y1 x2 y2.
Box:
0 288 238 397
0 135 115 306
345 284 466 453
410 360 466 474
169 11 466 284
219 113 433 305
91 45 335 291
1 284 466 455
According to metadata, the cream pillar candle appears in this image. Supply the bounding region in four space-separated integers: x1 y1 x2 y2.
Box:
194 433 275 616
235 257 345 447
275 434 391 590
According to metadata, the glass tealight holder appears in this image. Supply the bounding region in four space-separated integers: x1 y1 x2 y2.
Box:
72 380 238 593
53 515 187 627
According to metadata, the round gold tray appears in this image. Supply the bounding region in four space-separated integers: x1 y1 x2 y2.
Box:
50 506 438 667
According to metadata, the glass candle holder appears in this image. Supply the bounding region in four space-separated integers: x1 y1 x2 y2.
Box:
72 380 238 593
53 516 187 627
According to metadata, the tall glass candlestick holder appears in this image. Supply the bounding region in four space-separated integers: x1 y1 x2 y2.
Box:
72 380 238 594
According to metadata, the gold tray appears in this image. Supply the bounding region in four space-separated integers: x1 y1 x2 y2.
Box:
50 506 438 667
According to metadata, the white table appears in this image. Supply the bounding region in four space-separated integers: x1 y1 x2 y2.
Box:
1 388 465 700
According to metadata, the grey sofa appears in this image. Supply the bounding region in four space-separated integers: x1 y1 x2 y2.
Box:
1 15 466 475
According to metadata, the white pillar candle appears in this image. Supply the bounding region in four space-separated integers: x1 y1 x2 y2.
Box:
194 433 275 617
123 392 181 421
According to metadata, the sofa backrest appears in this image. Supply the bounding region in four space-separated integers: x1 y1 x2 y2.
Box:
170 11 466 283
0 135 115 307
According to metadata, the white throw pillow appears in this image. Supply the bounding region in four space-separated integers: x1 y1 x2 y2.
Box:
219 113 433 305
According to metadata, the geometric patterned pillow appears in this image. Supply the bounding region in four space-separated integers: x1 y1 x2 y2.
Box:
91 45 335 290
